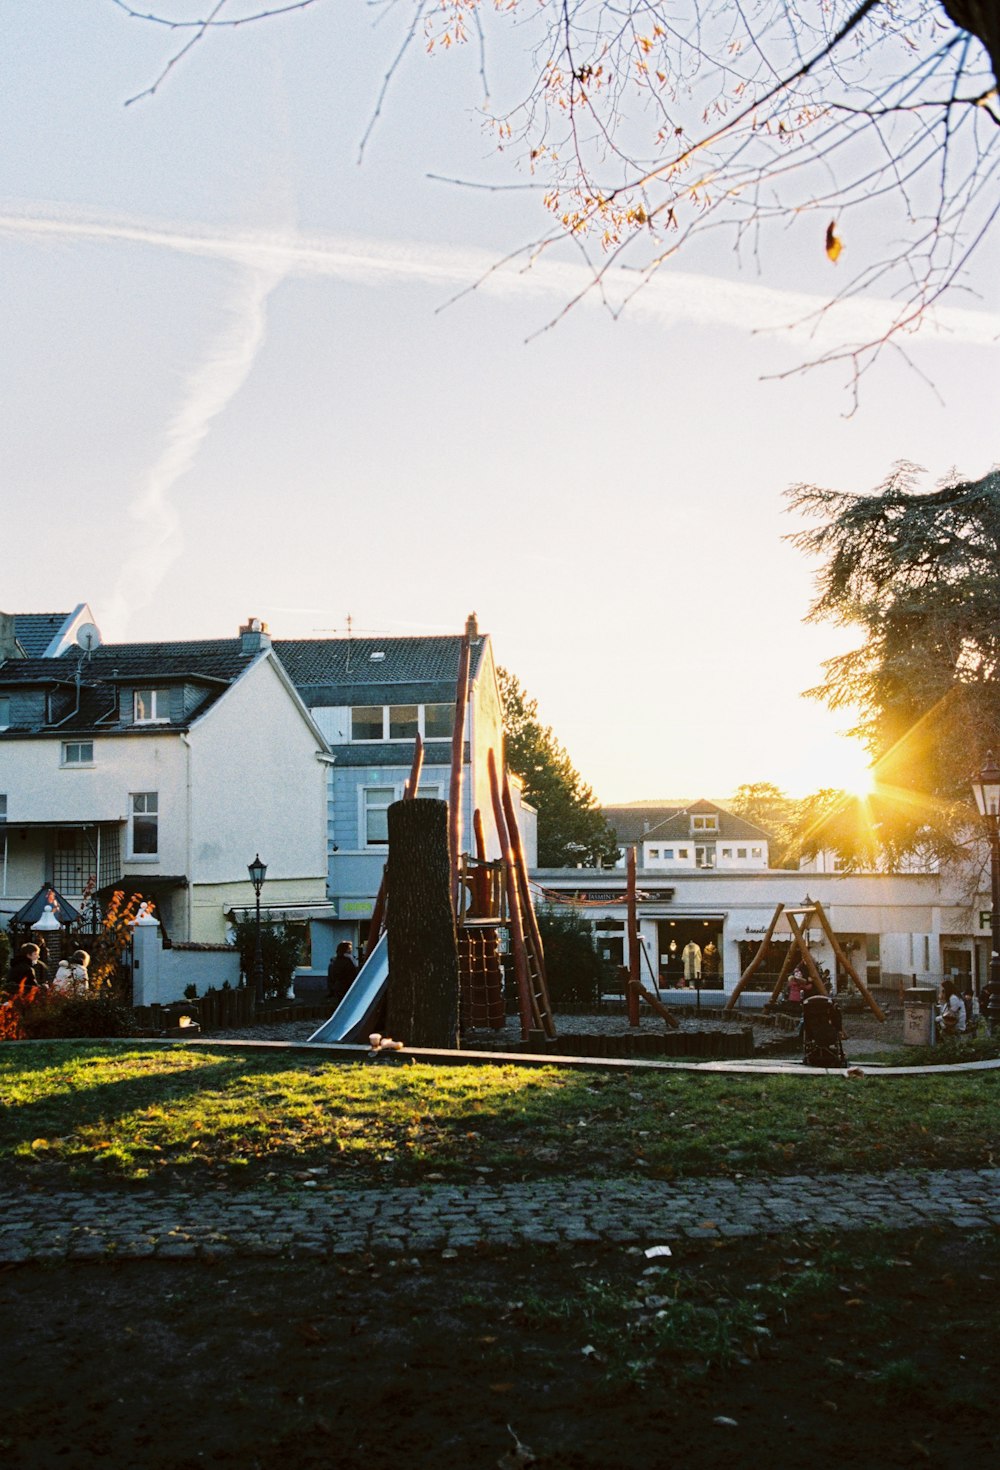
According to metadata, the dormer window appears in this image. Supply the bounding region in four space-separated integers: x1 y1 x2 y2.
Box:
691 814 718 832
134 688 170 724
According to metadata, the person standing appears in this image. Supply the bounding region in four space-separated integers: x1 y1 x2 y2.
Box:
326 941 359 1006
937 979 966 1035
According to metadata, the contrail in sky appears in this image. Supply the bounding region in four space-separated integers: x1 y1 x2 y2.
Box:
101 259 284 632
2 202 997 347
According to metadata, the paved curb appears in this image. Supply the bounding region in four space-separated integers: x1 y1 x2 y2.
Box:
20 1034 1000 1078
3 1169 998 1265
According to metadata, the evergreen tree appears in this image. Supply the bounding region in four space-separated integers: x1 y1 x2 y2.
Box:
499 669 620 869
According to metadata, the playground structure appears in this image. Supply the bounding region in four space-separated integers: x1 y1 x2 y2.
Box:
310 618 553 1047
724 899 886 1022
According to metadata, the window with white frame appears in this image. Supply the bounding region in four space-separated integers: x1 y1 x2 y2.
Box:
423 703 455 739
737 848 747 859
388 704 419 739
664 848 673 859
362 786 397 846
649 847 660 858
129 792 158 855
677 848 689 858
721 847 732 858
351 706 384 741
691 814 718 832
134 688 170 723
62 740 94 766
351 703 457 742
751 846 763 859
0 696 9 730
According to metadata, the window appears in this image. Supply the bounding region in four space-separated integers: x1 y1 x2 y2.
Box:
737 848 747 859
664 848 674 859
721 847 732 858
692 814 718 831
362 787 397 846
0 794 6 821
388 704 419 739
130 792 158 855
649 847 660 858
677 848 689 858
352 706 384 741
134 688 170 723
696 846 715 869
62 740 94 765
424 704 455 739
0 696 9 730
751 846 762 858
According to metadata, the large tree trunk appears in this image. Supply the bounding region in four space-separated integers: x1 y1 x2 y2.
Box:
385 798 460 1049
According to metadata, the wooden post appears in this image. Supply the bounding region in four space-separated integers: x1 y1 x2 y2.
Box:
502 771 548 990
627 847 640 1027
487 749 534 1039
472 808 491 915
449 623 473 911
385 798 460 1049
810 898 886 1021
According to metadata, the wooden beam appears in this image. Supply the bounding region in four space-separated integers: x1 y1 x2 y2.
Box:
627 847 641 1027
785 911 828 993
811 898 886 1022
487 749 534 1039
725 902 785 1012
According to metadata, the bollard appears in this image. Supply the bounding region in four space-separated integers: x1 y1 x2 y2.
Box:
903 987 937 1046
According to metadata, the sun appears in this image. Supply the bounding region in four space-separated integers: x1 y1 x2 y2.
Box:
825 739 877 800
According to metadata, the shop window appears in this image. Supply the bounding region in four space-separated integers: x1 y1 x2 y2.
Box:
62 740 94 766
130 792 158 856
134 688 170 724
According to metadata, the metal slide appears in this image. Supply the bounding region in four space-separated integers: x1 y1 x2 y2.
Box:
306 932 389 1044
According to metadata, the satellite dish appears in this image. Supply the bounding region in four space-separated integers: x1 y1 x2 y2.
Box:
77 622 102 652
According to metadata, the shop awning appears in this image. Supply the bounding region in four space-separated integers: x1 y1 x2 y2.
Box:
226 902 339 923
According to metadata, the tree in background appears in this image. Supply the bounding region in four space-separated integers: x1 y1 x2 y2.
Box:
499 669 620 868
118 1 1000 388
786 464 1000 863
229 914 304 1000
535 906 617 1007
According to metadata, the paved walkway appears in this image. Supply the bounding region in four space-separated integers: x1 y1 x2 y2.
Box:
4 1169 998 1264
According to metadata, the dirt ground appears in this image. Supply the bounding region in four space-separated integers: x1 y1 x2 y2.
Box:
4 1229 994 1469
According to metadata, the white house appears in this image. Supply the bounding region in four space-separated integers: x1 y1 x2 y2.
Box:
0 615 331 943
603 799 772 873
532 864 994 996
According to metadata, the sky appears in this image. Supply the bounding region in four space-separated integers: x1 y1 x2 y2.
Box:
2 2 997 803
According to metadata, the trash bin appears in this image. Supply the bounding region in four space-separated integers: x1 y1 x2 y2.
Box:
903 987 936 1046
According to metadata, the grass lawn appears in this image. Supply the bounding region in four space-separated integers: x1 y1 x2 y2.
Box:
1 1041 996 1189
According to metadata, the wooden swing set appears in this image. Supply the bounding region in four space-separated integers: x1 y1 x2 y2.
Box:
724 898 885 1022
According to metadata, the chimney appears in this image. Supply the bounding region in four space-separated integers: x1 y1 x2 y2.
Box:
465 611 479 641
240 617 272 655
0 612 21 663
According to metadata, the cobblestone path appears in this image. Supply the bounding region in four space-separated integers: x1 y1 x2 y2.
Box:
4 1169 998 1264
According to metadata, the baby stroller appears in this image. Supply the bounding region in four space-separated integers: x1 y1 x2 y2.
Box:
802 994 846 1068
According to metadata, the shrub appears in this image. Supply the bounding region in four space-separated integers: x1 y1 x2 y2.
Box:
536 906 617 1007
229 914 304 999
0 983 137 1041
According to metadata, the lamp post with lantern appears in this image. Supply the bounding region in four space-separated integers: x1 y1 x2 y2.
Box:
970 753 1000 1035
248 854 267 1009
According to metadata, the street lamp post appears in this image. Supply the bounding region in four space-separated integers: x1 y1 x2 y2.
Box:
248 854 267 1009
970 754 1000 1035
